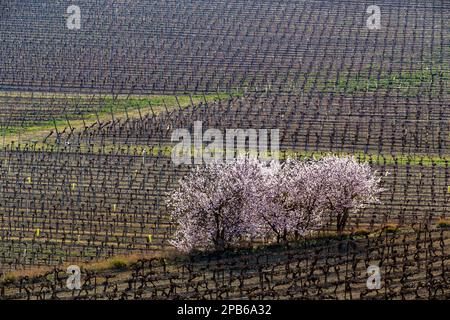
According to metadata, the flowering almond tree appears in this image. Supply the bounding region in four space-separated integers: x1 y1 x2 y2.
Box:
317 156 384 233
168 155 383 252
166 157 265 252
253 159 327 242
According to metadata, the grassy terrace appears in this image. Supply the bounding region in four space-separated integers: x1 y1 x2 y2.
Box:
0 90 447 170
2 141 448 168
300 65 450 96
0 92 234 145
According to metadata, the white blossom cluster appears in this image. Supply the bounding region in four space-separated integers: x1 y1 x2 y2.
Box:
167 156 384 252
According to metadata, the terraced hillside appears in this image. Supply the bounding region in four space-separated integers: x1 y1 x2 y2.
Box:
1 229 449 300
0 0 448 300
0 0 448 94
0 93 448 271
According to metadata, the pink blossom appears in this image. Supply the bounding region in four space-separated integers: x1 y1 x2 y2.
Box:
167 155 383 252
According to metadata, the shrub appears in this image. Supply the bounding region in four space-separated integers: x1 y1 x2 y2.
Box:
109 259 128 270
352 228 371 236
382 224 399 234
437 219 450 229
